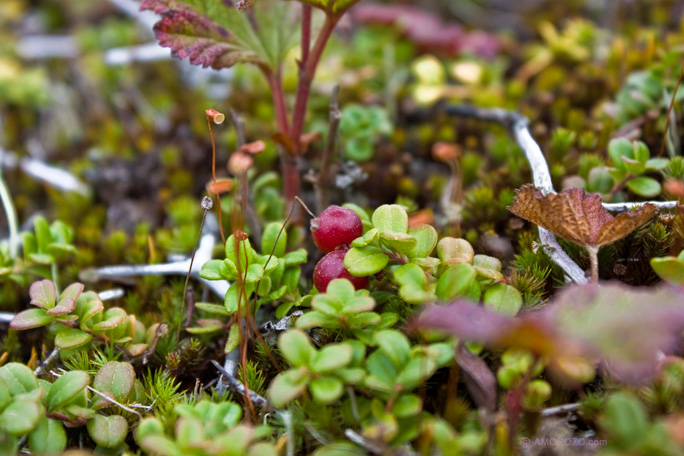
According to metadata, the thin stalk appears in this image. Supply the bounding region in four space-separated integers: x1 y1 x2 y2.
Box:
177 205 210 345
587 246 599 283
266 70 290 135
317 85 340 213
658 55 684 157
0 171 19 259
207 117 226 244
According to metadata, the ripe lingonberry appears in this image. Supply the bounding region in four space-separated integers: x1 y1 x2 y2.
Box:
313 250 369 292
310 205 363 253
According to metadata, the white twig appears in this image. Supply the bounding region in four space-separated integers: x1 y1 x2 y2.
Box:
444 105 678 284
540 402 580 417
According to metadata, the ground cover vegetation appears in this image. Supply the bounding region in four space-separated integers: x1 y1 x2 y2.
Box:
1 0 684 454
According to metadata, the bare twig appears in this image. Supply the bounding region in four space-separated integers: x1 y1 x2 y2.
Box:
317 85 341 213
444 104 679 284
540 402 580 417
33 349 60 376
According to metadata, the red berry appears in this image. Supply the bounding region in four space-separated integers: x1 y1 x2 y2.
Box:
313 250 369 292
310 205 363 253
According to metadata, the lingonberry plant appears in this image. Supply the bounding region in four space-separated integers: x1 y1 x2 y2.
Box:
310 205 363 253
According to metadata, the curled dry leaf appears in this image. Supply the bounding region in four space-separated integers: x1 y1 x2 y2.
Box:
508 184 657 249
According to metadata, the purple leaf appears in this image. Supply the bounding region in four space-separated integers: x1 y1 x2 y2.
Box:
29 279 57 310
456 342 497 412
417 282 684 385
139 0 259 70
548 283 684 384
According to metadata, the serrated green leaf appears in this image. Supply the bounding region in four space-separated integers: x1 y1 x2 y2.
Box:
344 246 388 276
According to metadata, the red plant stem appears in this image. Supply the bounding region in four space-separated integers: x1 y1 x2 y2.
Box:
301 5 312 64
207 118 226 244
265 69 289 135
290 13 338 155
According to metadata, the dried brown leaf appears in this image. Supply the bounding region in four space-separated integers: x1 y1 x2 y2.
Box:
508 184 656 248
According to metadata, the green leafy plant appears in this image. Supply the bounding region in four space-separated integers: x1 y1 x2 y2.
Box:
199 223 308 319
607 138 669 198
651 248 684 285
338 104 392 161
10 279 157 354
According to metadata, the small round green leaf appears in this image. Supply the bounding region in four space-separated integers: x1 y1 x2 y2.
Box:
28 417 67 455
626 176 661 197
310 345 353 373
344 246 389 277
372 205 408 234
47 370 90 412
268 368 309 407
651 257 684 285
436 264 477 301
310 376 344 404
0 363 39 396
0 400 42 435
277 330 314 367
407 224 438 258
87 414 128 448
55 328 92 350
93 361 135 403
483 283 523 316
261 222 287 258
10 308 52 330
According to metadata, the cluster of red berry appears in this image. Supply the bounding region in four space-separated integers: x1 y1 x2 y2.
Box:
311 206 369 292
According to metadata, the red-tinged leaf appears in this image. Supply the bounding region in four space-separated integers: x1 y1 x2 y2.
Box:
59 283 84 302
10 308 52 330
508 185 656 248
29 279 57 309
154 8 258 69
417 283 684 385
139 0 298 70
455 342 496 412
47 298 76 316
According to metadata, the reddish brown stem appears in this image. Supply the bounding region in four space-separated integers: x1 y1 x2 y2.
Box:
265 69 289 135
290 13 338 155
301 5 312 65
